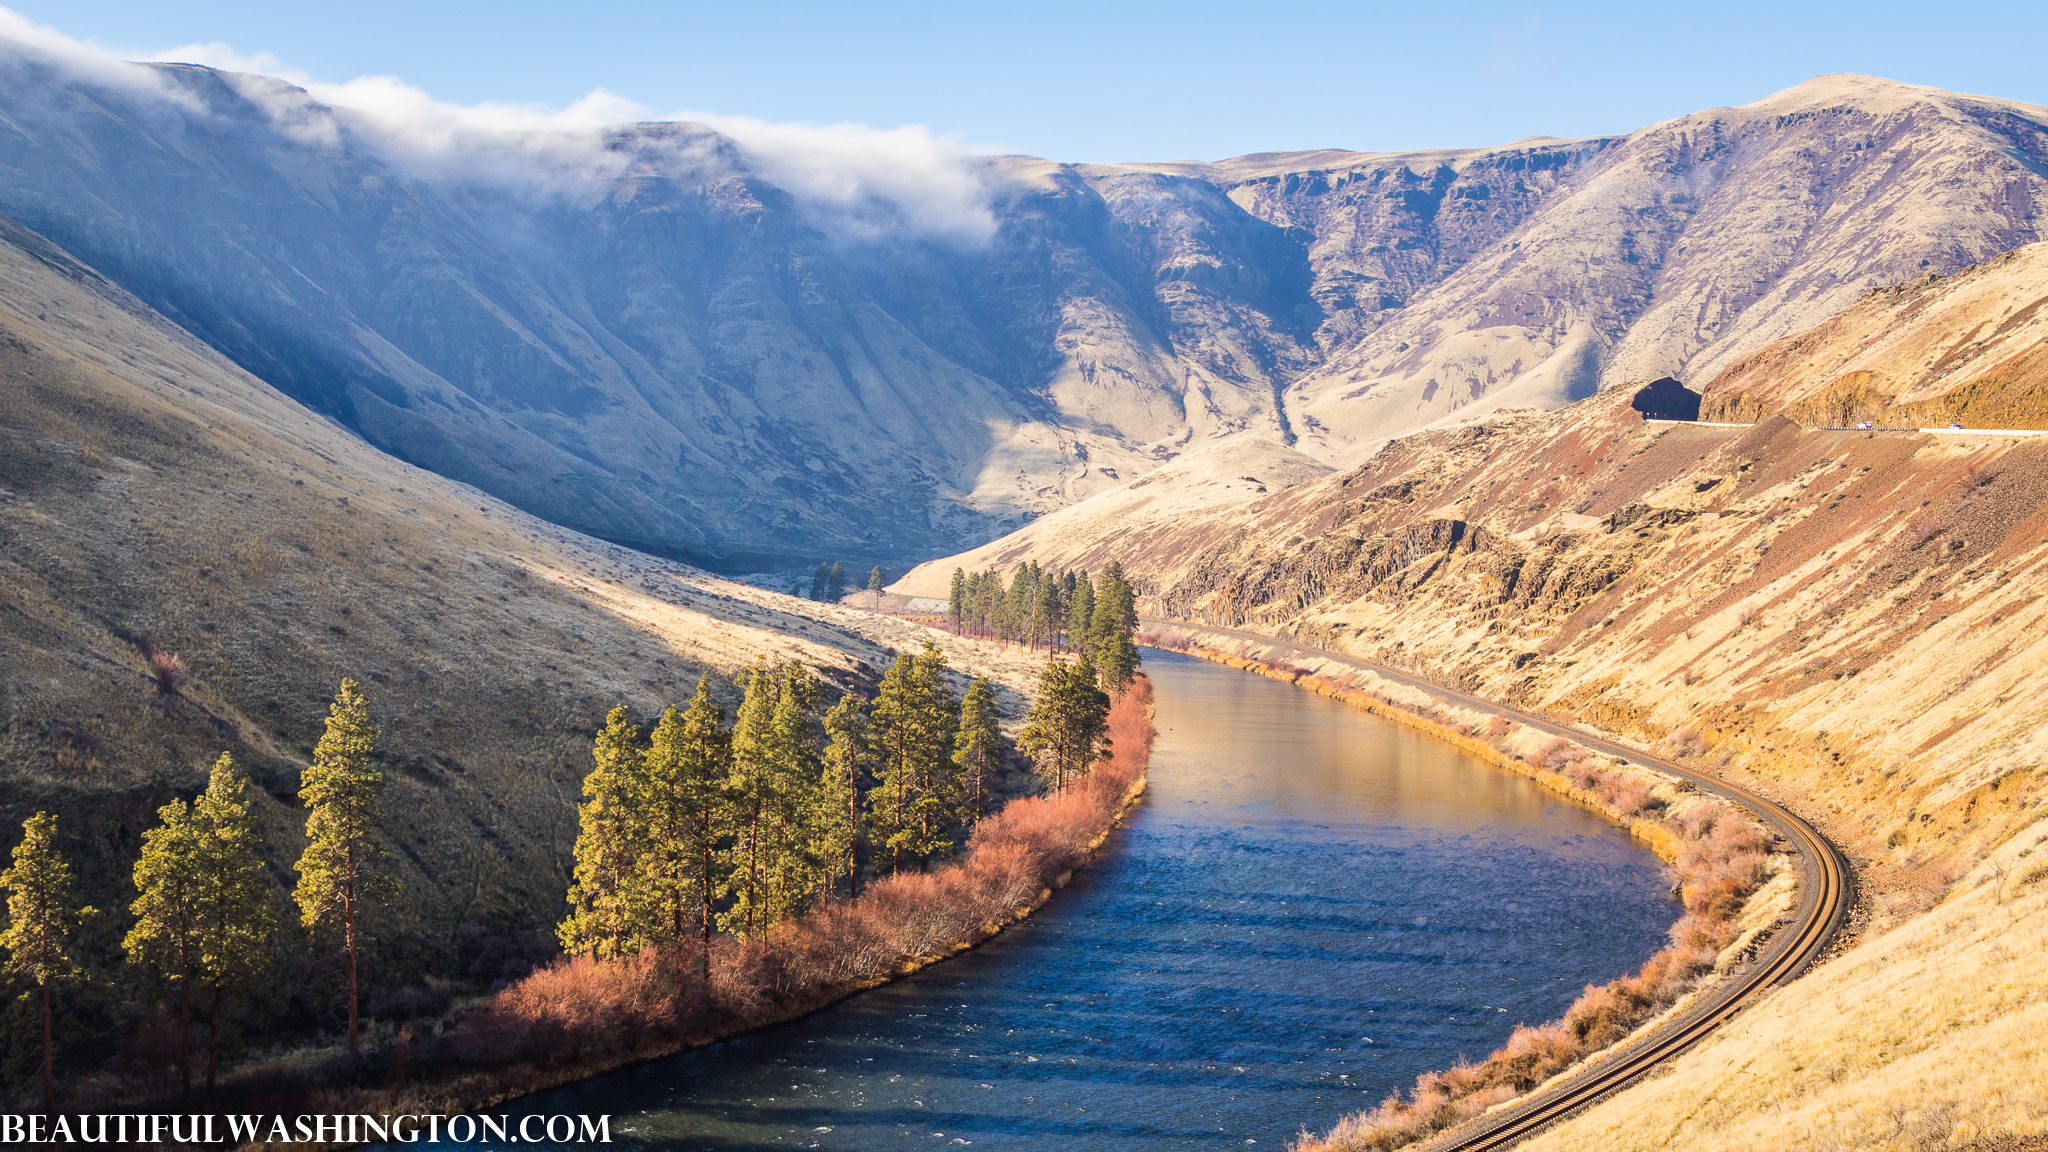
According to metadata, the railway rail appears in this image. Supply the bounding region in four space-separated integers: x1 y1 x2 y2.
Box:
1139 617 1852 1150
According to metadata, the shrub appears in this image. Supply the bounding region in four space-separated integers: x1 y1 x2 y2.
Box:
149 650 187 696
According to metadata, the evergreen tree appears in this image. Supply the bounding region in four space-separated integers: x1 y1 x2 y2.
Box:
1032 576 1063 652
669 677 733 968
810 562 831 601
640 677 735 988
291 679 391 1058
868 565 886 592
828 562 847 601
820 694 872 898
953 679 1004 824
186 755 273 1093
1018 653 1112 792
1066 572 1094 654
559 707 649 960
1089 562 1142 695
125 792 203 1094
868 643 960 872
908 645 961 861
2 813 94 1113
763 663 824 923
722 665 782 935
948 568 967 632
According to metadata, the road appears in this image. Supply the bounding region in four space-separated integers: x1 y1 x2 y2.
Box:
1138 617 1853 1151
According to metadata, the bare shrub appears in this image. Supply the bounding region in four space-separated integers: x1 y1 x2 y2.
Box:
1484 714 1510 739
149 650 187 696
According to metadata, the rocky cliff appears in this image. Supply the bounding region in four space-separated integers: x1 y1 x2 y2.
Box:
2 45 2043 563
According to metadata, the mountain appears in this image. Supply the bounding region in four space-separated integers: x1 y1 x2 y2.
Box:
1 44 2043 564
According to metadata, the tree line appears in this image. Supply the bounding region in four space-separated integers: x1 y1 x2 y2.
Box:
1 680 389 1109
554 643 1009 988
948 560 1140 686
795 562 889 602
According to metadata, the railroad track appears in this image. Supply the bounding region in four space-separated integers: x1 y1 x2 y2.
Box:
1140 618 1853 1151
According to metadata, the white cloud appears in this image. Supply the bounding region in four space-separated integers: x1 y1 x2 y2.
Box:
0 8 1000 246
147 35 998 245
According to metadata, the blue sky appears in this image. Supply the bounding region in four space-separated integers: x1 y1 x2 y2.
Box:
18 0 2048 163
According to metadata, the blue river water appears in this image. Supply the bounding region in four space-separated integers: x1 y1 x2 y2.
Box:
407 648 1677 1150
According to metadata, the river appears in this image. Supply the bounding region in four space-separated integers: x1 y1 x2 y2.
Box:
422 649 1678 1150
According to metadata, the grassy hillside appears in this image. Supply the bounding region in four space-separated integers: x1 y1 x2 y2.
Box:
0 213 1048 1090
908 255 2048 1149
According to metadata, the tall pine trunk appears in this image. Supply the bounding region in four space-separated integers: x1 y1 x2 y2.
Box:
40 974 53 1114
178 931 193 1096
344 858 359 1058
207 980 224 1094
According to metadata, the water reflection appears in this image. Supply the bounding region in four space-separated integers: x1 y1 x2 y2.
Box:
407 650 1676 1150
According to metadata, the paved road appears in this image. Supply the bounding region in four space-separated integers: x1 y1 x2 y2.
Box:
1139 617 1853 1150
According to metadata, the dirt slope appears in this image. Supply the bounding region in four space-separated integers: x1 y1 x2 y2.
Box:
907 259 2048 1148
0 214 1045 1011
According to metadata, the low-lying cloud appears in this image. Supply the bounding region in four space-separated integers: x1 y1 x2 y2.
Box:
0 8 999 246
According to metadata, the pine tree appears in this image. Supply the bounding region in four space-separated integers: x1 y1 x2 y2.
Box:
771 664 827 921
640 677 734 990
810 562 831 601
187 755 273 1093
672 677 733 966
867 655 918 874
559 707 649 960
870 644 960 870
1067 572 1095 655
820 694 871 898
948 568 967 632
908 645 961 861
2 813 95 1113
1090 562 1142 695
1018 654 1112 792
125 793 203 1094
722 665 782 936
828 562 847 601
953 679 1004 824
291 678 391 1059
868 566 886 592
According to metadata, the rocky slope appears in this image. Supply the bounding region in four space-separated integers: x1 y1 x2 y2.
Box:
0 212 1047 1034
2 41 2043 562
902 248 2048 1148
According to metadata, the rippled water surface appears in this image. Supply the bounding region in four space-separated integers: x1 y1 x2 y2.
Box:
426 650 1677 1150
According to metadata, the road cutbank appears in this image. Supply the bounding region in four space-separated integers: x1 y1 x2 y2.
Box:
1136 619 1849 1152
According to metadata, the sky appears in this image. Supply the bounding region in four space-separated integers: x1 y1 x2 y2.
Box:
12 0 2048 164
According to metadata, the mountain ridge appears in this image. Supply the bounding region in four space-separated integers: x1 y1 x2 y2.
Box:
1 47 2042 562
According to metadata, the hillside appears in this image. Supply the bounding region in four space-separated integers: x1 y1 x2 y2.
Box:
3 38 2044 561
902 250 2048 1147
0 212 1048 1038
1703 241 2048 429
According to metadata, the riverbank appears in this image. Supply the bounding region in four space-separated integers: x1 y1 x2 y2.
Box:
1135 632 1791 1151
163 678 1157 1140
